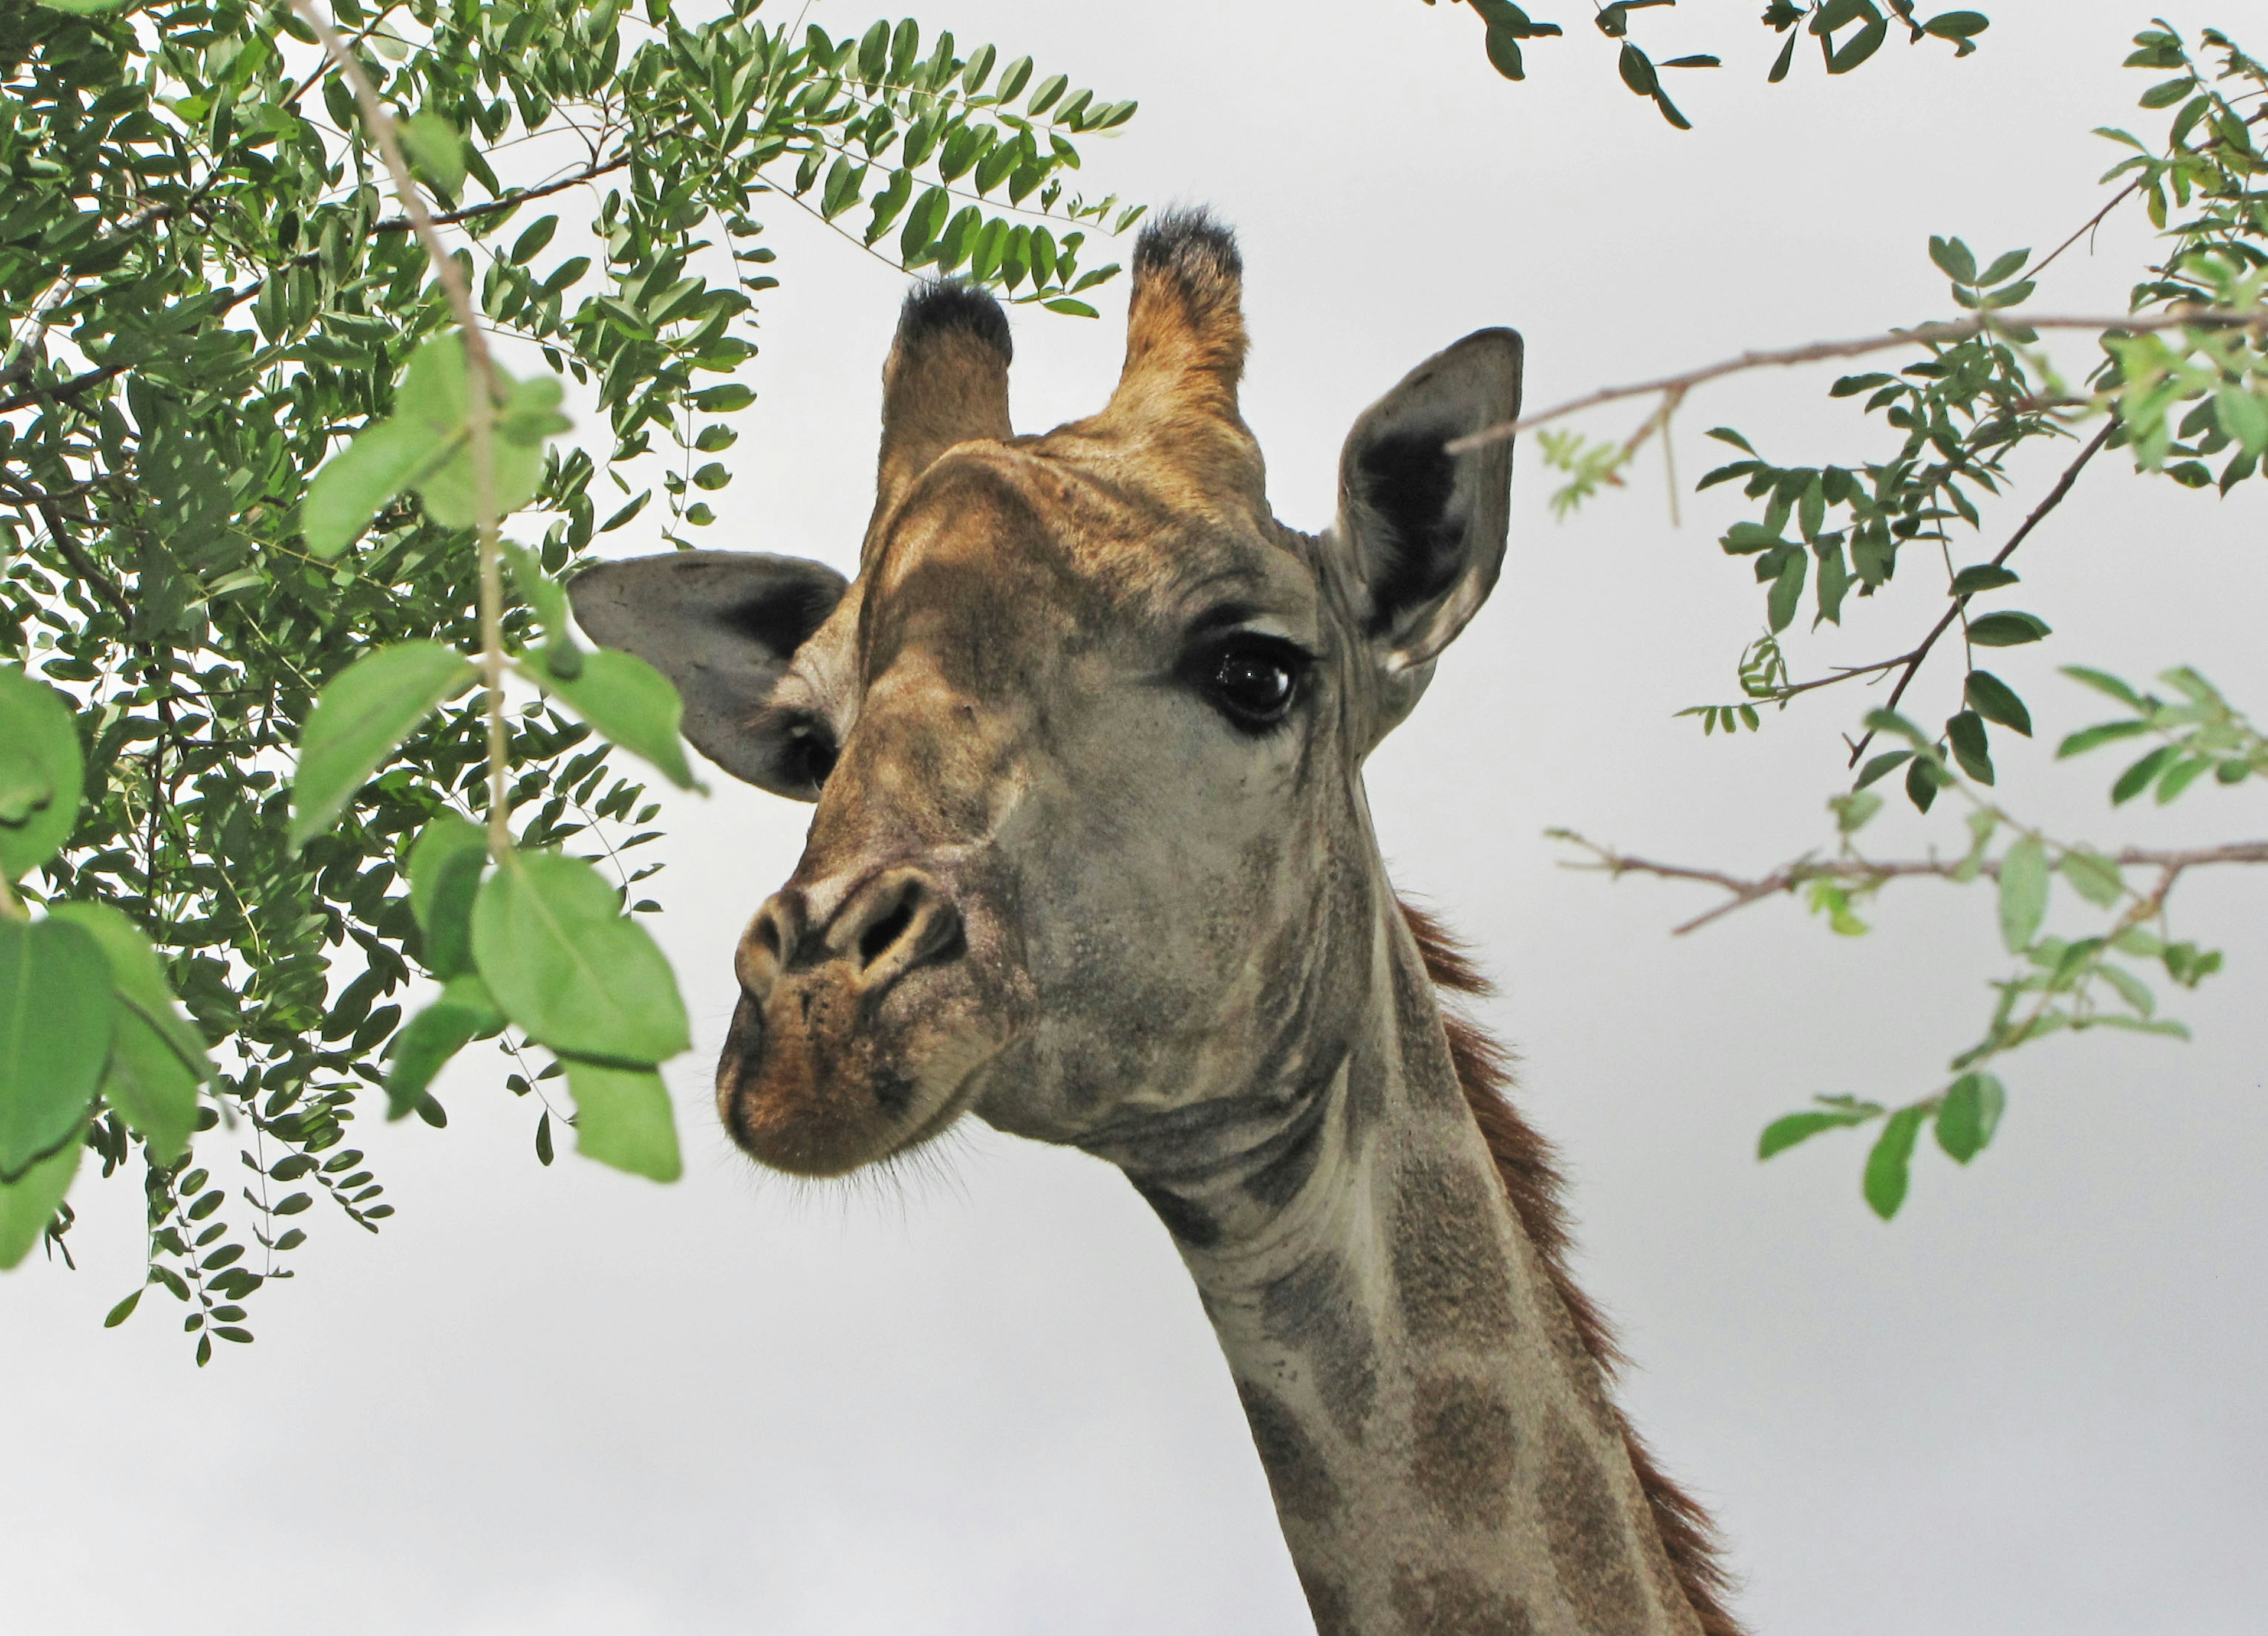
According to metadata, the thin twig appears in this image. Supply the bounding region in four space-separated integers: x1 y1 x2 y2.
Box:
293 0 510 857
1840 418 2117 765
2028 175 2145 281
1555 830 2268 937
1446 308 2267 455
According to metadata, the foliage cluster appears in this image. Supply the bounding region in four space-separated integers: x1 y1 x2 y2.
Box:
1544 24 2266 1215
1437 0 1990 126
0 0 1133 1360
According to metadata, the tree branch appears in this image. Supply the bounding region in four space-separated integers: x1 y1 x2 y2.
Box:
1552 829 2268 937
1446 308 2267 455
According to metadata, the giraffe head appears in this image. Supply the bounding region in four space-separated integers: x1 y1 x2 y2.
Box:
570 212 1521 1178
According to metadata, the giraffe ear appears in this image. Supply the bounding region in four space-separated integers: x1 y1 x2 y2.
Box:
1330 328 1523 675
567 551 849 799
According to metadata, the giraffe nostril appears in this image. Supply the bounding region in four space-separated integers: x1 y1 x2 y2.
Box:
858 897 917 969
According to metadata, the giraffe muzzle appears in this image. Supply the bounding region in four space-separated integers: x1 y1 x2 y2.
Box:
715 865 992 1175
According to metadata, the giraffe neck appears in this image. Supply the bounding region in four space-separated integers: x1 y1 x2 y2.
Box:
1113 892 1703 1636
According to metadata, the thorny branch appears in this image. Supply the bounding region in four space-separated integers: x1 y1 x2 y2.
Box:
1552 830 2268 937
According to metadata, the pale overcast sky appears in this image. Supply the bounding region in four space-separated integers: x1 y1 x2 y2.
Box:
8 2 2266 1632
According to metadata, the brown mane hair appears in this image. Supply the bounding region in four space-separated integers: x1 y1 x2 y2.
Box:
1400 900 1744 1636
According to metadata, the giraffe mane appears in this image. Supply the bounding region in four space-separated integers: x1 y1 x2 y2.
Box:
1399 899 1746 1636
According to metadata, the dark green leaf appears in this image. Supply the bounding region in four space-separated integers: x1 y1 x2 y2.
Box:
1945 711 1994 783
1967 611 2051 647
1854 749 1913 788
2111 744 2179 804
1951 563 2018 594
1934 1073 2004 1164
1928 234 1979 284
1963 670 2031 735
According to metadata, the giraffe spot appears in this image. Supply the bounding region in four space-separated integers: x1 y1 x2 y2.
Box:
1539 1409 1653 1635
1390 949 1466 1110
1234 1380 1341 1523
1389 1564 1539 1636
1262 1253 1379 1435
1128 1176 1220 1247
1298 1566 1358 1636
1390 1154 1517 1348
1410 1374 1519 1527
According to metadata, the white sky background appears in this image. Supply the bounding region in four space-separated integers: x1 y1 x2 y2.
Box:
7 1 2267 1631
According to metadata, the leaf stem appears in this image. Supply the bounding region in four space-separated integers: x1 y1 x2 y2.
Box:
292 0 510 856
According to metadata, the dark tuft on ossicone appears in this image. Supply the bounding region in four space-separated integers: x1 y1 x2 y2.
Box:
897 279 1012 362
1133 206 1243 295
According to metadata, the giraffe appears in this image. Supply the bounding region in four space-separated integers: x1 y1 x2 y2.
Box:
569 211 1740 1636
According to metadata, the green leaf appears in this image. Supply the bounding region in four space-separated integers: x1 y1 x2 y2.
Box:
2155 755 2212 804
45 901 208 1162
2057 719 2149 758
1923 11 1989 43
1934 1073 2005 1164
102 1287 142 1327
1977 246 2029 285
471 852 689 1065
0 1134 79 1270
0 917 113 1181
1967 611 2051 647
290 642 477 846
413 351 567 527
566 1058 682 1181
407 814 488 979
0 665 85 881
504 541 582 679
1950 563 2018 594
384 975 500 1119
2060 848 2124 907
1945 710 1994 784
1997 835 2048 952
2111 744 2179 804
31 0 131 12
301 415 434 559
522 648 698 790
1863 1104 1927 1219
1964 670 2031 735
1758 1099 1882 1158
1767 548 1807 632
2060 665 2143 708
1930 235 1979 283
1853 749 1913 789
400 111 467 196
2097 962 2155 1016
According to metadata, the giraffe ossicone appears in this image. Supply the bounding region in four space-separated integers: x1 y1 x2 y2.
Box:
569 210 1741 1636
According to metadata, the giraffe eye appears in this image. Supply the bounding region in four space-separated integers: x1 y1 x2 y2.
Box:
782 722 839 789
1192 636 1311 733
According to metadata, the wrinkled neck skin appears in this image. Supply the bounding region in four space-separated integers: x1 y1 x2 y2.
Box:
1074 863 1702 1636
